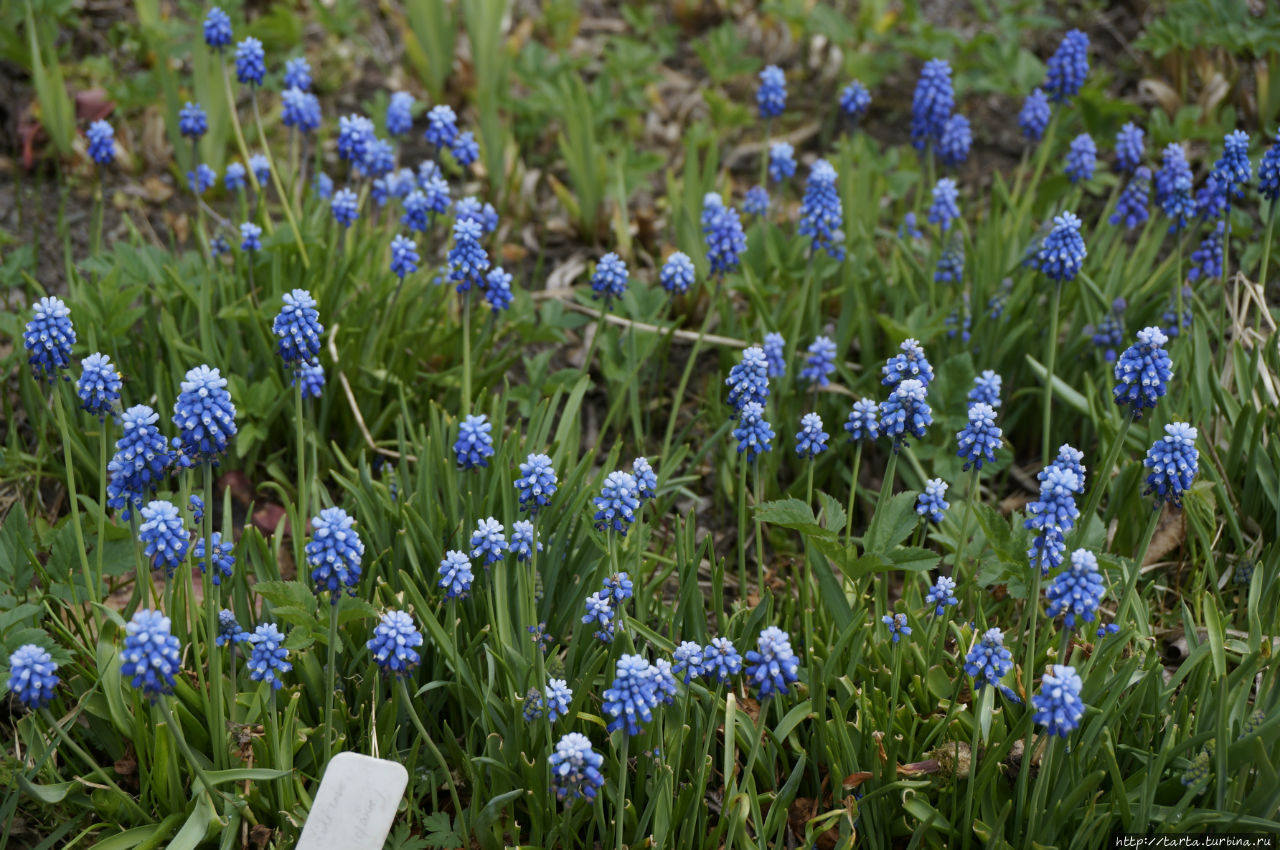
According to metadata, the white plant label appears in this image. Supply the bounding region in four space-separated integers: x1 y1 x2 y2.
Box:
296 752 408 850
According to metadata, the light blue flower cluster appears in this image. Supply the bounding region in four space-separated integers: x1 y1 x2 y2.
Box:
938 114 971 167
1046 548 1105 629
1188 221 1224 282
171 365 237 466
672 641 706 683
247 623 291 690
594 470 640 535
240 222 263 252
424 105 458 149
7 644 60 709
1114 123 1145 174
179 102 207 139
1065 133 1096 183
757 65 786 119
139 500 189 575
1019 88 1050 141
882 338 935 388
879 379 931 448
590 252 630 305
726 347 770 413
957 402 1002 471
882 612 911 642
769 142 795 182
367 610 423 677
510 520 541 562
24 296 76 382
935 237 964 284
1211 130 1251 201
927 178 959 232
968 370 1002 409
283 56 311 91
1110 166 1150 230
448 218 490 292
195 533 235 585
660 252 695 295
438 550 473 599
306 507 365 601
604 654 662 735
390 234 419 279
840 80 870 120
188 164 216 194
455 196 499 234
916 479 949 523
703 636 744 683
120 609 182 699
470 518 508 565
744 626 799 698
515 453 558 512
733 401 775 461
297 359 325 399
1088 297 1126 362
632 458 657 502
964 627 1013 688
795 413 829 459
1144 422 1199 508
582 590 616 643
107 405 171 517
1032 664 1085 737
743 186 769 217
273 289 324 372
235 37 265 86
282 89 322 133
337 114 376 164
225 162 247 191
216 609 249 646
203 7 233 50
910 58 953 151
924 575 958 616
1044 29 1089 103
87 120 115 165
799 159 845 260
763 332 786 378
703 198 748 276
77 352 122 420
1259 133 1280 202
331 188 360 227
1112 327 1172 419
1035 211 1087 282
844 398 880 442
801 335 837 386
1025 462 1082 575
549 732 604 802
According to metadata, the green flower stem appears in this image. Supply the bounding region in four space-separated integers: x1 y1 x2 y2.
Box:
961 685 988 850
884 638 904 782
156 697 228 807
614 732 629 850
753 458 764 599
397 678 464 823
203 462 226 770
1014 552 1044 821
801 462 814 642
1259 203 1276 296
952 466 980 574
462 289 473 413
294 382 307 574
844 443 864 548
1074 415 1132 547
324 599 339 765
1112 505 1163 634
737 455 749 601
249 91 310 267
128 513 149 612
228 645 238 726
659 305 715 463
1041 281 1062 464
1019 112 1059 222
40 708 150 821
219 64 269 226
52 387 93 608
94 419 110 613
581 308 609 385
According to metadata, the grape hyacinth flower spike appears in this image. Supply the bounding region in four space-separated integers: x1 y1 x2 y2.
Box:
1036 212 1087 282
798 159 845 260
272 289 324 373
928 178 960 232
733 401 775 461
879 378 932 449
1112 327 1172 420
603 654 660 735
844 398 880 442
768 142 796 182
911 58 953 150
7 645 60 710
306 507 365 601
964 628 1014 690
203 6 233 50
1114 123 1145 174
594 471 641 535
87 120 115 165
1144 422 1198 508
726 346 770 414
916 479 949 523
744 626 800 699
957 402 1002 471
1019 88 1050 141
882 338 935 388
590 252 629 306
801 336 837 386
882 612 912 642
24 296 76 383
120 609 182 699
138 500 189 576
1044 29 1089 104
549 733 604 802
756 65 786 119
106 405 172 517
1065 134 1096 184
968 370 1002 409
77 353 122 420
1046 549 1105 629
247 623 292 690
470 518 508 565
171 365 237 468
515 453 558 512
1032 664 1085 737
840 80 870 122
762 332 786 378
438 550 474 599
925 576 958 616
660 251 695 295
703 199 748 276
367 610 423 677
795 413 829 459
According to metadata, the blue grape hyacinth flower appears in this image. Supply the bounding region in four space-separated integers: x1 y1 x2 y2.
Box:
1019 88 1050 141
367 610 422 677
188 164 215 194
307 507 365 601
179 102 207 140
654 659 679 705
1212 130 1251 200
87 120 115 165
25 296 76 382
795 412 829 459
510 520 542 562
844 398 880 442
1044 444 1086 494
249 154 270 186
743 185 769 217
470 517 508 565
1113 327 1172 419
799 159 845 259
916 479 949 523
1065 133 1096 183
969 370 1002 409
1114 122 1145 174
801 335 837 386
762 332 786 378
7 644 60 710
632 457 657 502
726 346 770 413
1036 211 1087 281
703 637 743 683
283 56 311 91
1259 132 1280 202
1110 166 1151 230
448 218 490 292
604 653 661 735
106 405 171 517
386 91 415 136
194 533 235 585
424 105 458 149
1188 221 1225 282
590 252 629 305
1033 664 1085 737
337 114 375 164
1044 29 1089 103
77 352 122 420
733 401 775 461
882 338 935 388
216 609 249 647
1144 422 1198 508
882 612 912 643
455 196 499 234
225 162 247 191
1025 465 1081 574
1046 549 1105 629
911 58 953 150
515 453 557 513
550 732 604 802
1196 177 1228 222
389 234 419 279
483 266 514 313
272 289 323 372
935 238 964 284
1089 297 1126 362
450 130 479 166
880 378 931 448
120 609 182 699
938 114 971 167
1155 143 1191 207
282 88 322 133
331 188 359 228
401 190 433 232
603 572 634 605
840 80 871 120
745 626 800 699
171 365 236 466
544 678 573 722
964 627 1013 688
769 142 796 182
235 37 265 86
138 500 189 576
594 470 641 535
247 623 291 690
672 641 706 684
203 6 232 50
924 576 958 616
704 199 748 275
957 402 1002 471
900 211 924 240
928 177 960 232
757 64 786 119
438 550 473 599
240 222 262 252
660 251 695 295
582 591 616 643
454 414 494 469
